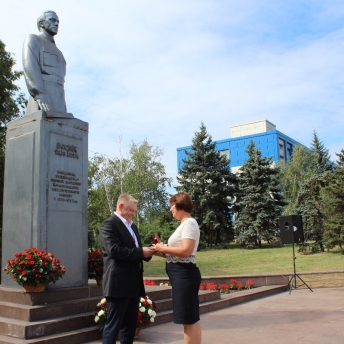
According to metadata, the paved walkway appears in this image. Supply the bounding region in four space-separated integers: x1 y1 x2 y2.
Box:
88 287 344 344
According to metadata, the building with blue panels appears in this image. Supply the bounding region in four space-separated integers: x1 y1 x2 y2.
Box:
177 120 301 173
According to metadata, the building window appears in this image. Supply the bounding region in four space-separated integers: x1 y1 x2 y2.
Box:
286 143 292 161
219 149 230 161
279 139 285 160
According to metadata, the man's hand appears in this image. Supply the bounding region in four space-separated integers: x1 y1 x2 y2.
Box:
142 247 155 258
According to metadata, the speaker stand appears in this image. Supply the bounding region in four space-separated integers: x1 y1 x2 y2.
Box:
285 243 313 294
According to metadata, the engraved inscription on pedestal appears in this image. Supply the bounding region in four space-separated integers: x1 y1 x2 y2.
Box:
48 135 83 211
50 170 81 205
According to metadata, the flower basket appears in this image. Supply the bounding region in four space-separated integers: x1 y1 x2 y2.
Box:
137 296 157 329
88 249 104 279
3 248 66 290
94 296 157 332
94 298 108 330
23 283 46 293
95 275 103 285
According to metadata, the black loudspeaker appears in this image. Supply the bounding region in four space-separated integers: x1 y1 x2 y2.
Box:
279 215 304 244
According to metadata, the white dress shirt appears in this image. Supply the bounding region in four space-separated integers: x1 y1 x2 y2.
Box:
114 212 139 248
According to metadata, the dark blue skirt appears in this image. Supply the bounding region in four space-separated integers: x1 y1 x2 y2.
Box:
166 262 201 324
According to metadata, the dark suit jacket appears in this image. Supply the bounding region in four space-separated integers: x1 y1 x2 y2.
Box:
100 214 150 298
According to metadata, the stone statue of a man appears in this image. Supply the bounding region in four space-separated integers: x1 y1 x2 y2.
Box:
22 11 72 118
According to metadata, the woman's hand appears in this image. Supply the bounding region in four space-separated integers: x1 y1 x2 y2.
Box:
152 242 164 252
151 242 166 258
153 251 166 258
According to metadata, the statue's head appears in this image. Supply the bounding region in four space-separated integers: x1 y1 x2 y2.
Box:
37 11 59 36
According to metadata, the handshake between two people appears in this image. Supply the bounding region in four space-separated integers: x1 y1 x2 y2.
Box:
142 233 166 258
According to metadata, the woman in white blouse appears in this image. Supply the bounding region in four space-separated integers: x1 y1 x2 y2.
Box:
153 192 202 344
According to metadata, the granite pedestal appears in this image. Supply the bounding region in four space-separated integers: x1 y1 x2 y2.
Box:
1 111 88 289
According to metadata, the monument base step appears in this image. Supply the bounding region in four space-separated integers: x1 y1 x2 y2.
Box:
151 285 286 326
0 326 101 344
84 285 287 344
0 283 286 343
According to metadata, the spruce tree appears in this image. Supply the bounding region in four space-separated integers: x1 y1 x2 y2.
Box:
234 141 285 248
293 175 326 252
321 149 344 252
291 132 333 253
310 131 333 172
177 122 236 246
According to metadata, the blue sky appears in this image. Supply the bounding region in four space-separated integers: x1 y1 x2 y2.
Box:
1 1 344 188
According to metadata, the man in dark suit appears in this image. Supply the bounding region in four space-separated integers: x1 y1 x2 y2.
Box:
100 193 155 344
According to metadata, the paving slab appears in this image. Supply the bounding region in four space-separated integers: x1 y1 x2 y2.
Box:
87 287 344 344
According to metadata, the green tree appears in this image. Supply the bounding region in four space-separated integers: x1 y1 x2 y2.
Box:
321 149 344 252
234 141 285 248
279 145 318 215
177 122 236 246
310 131 333 172
0 40 26 277
88 156 114 248
0 40 26 148
88 139 172 248
125 140 173 228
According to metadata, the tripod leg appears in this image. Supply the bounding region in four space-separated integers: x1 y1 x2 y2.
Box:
287 275 295 294
295 273 313 292
285 277 292 292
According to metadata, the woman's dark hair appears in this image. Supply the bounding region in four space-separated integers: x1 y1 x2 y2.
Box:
169 192 193 213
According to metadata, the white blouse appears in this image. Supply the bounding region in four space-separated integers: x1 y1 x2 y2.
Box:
166 218 200 264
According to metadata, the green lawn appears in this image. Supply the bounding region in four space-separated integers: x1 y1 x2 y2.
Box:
143 245 344 277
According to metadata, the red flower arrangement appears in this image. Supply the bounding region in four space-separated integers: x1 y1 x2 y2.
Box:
219 284 230 294
88 249 104 277
2 248 66 288
199 282 218 291
199 283 207 290
245 279 255 289
229 279 238 290
144 278 156 286
199 280 255 293
206 282 217 290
